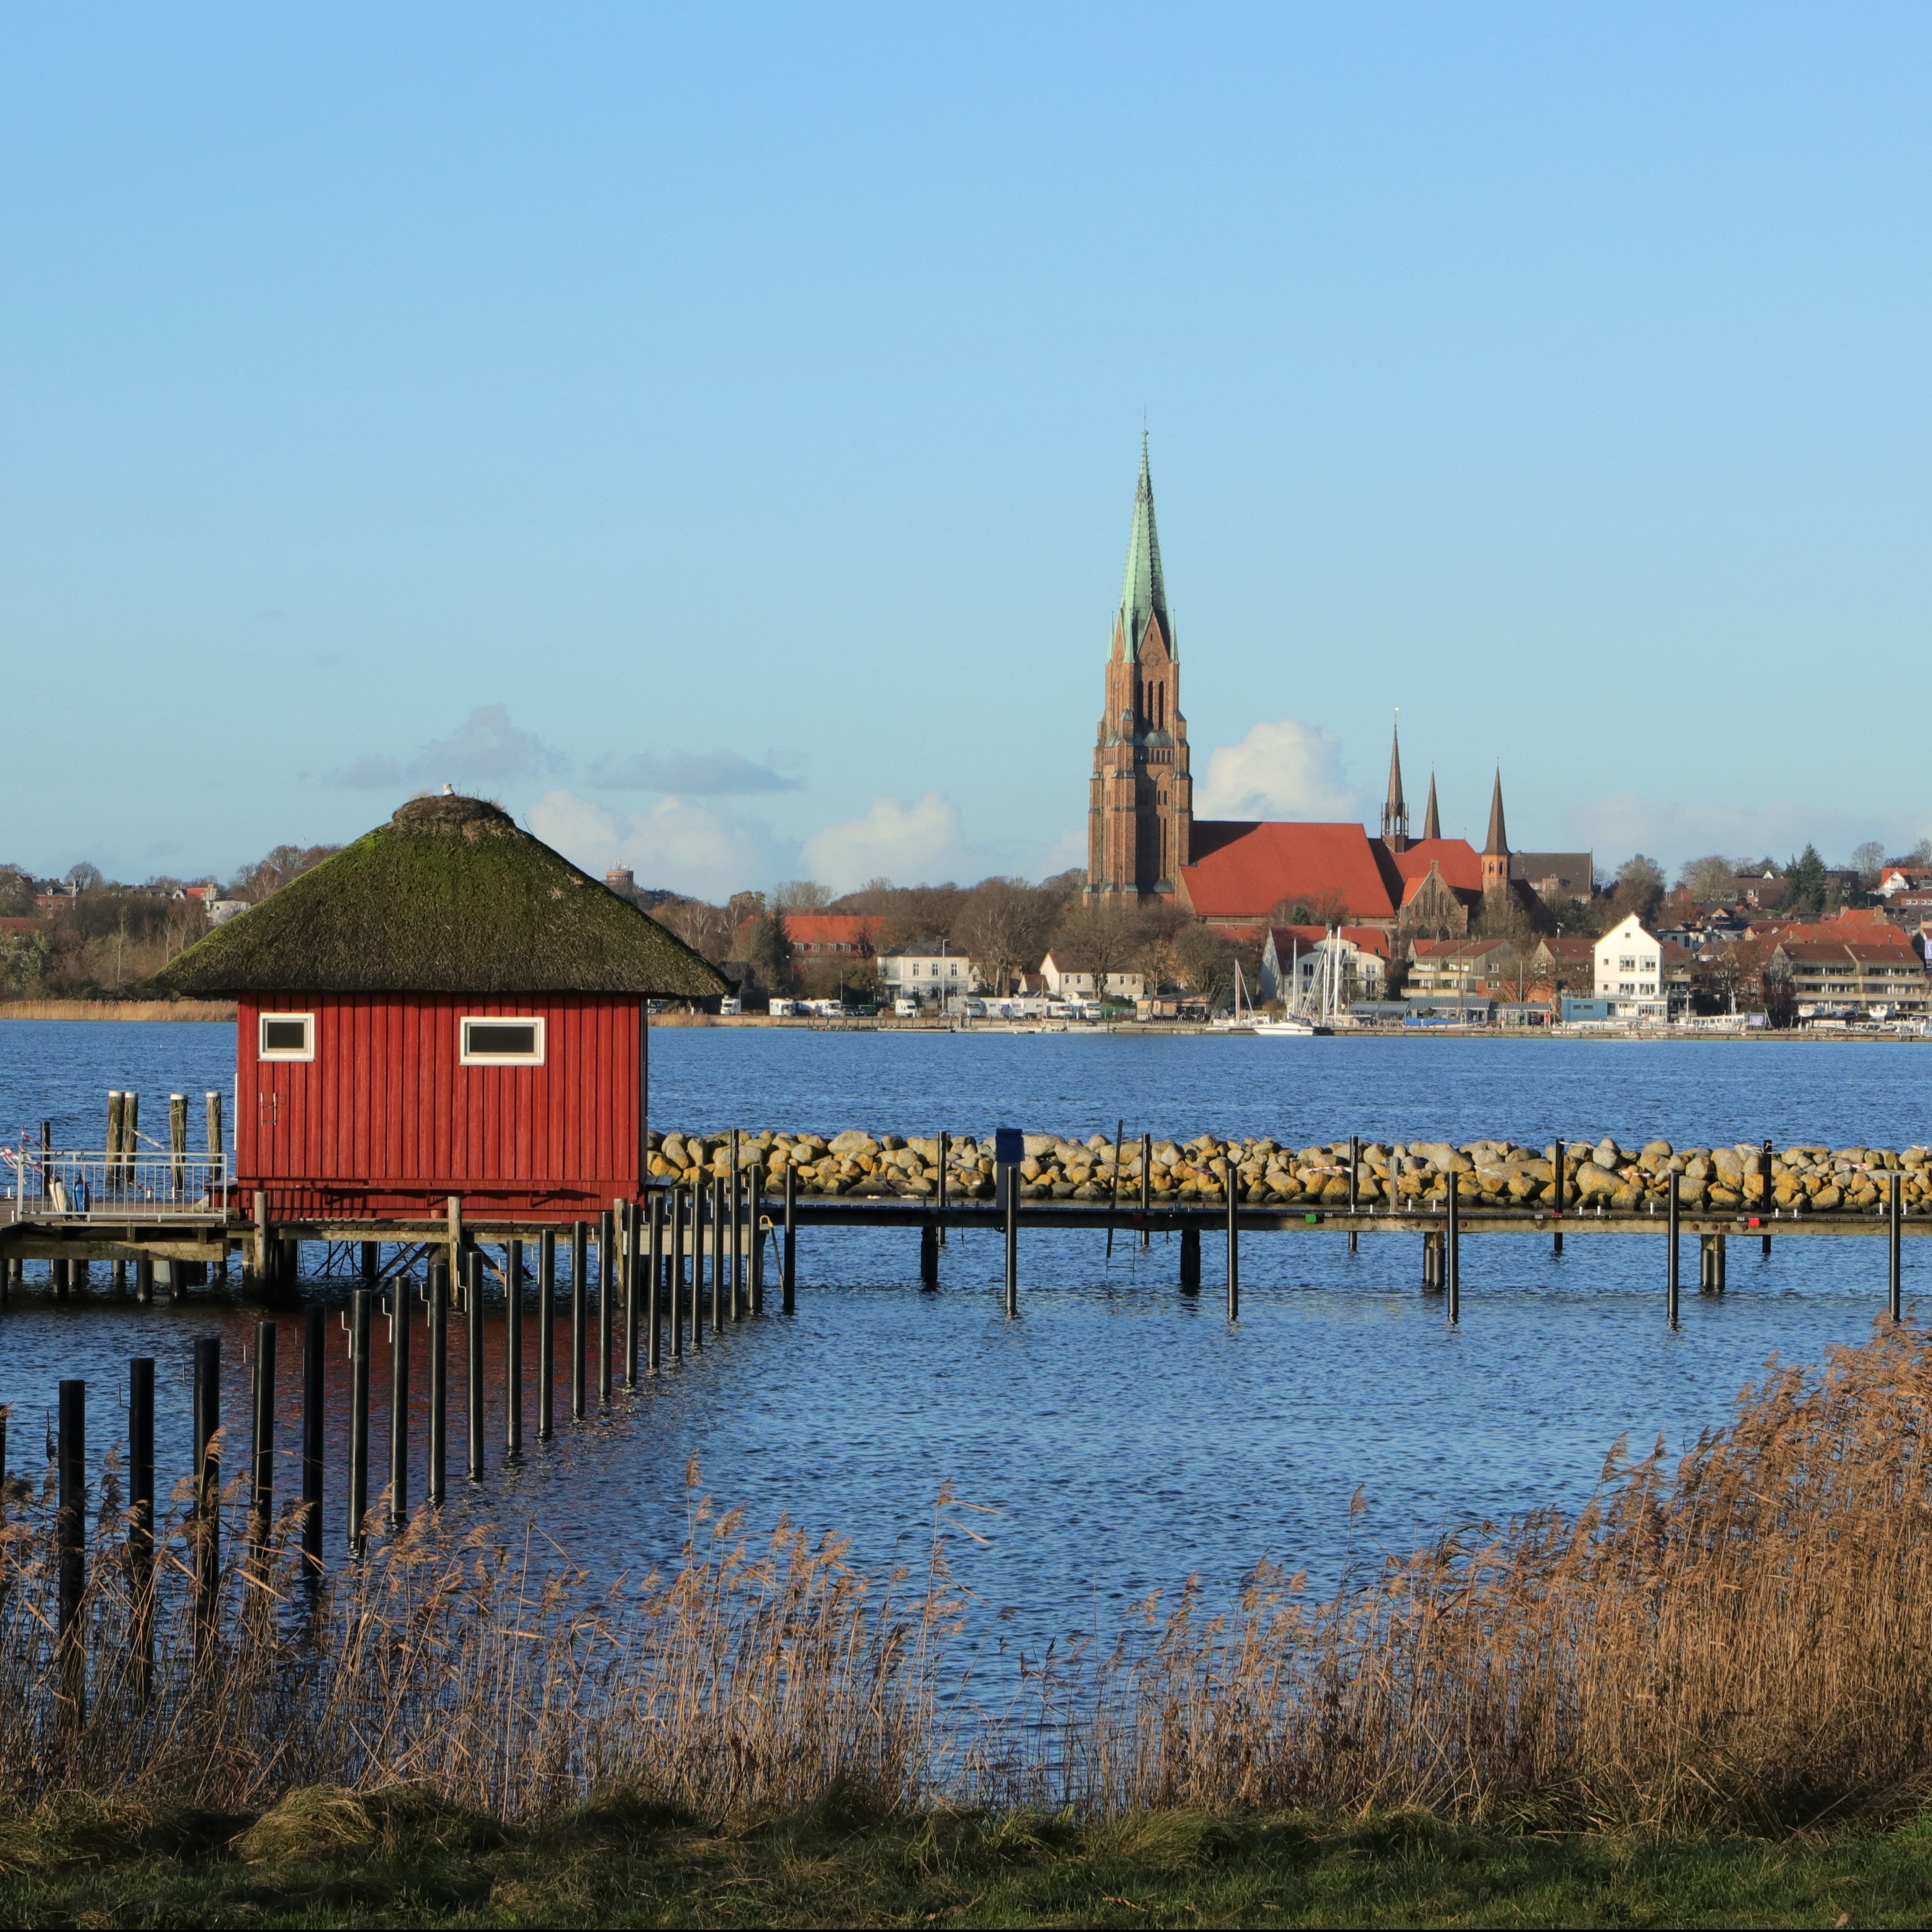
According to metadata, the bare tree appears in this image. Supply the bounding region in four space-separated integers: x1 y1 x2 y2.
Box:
956 879 1043 995
1678 854 1740 903
1850 841 1886 888
1171 922 1236 1006
64 862 104 892
773 879 833 911
1053 900 1139 993
654 896 735 961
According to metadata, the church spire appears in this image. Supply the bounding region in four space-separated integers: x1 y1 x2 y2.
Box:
1111 433 1172 662
1422 772 1441 842
1380 713 1409 851
1483 767 1508 858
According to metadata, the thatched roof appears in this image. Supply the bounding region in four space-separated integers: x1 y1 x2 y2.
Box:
154 796 727 999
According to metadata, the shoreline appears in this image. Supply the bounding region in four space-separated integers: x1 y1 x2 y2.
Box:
0 999 237 1023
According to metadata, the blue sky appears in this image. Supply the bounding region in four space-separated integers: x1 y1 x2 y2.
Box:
4 4 1928 896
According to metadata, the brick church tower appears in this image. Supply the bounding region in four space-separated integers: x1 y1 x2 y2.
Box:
1087 439 1192 903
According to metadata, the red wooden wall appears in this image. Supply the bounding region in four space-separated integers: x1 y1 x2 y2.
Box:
236 993 646 1220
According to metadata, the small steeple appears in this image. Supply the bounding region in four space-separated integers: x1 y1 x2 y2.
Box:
1380 712 1409 851
1422 773 1441 842
1111 433 1172 662
1483 767 1508 858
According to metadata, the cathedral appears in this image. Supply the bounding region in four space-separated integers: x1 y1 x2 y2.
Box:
1085 444 1581 938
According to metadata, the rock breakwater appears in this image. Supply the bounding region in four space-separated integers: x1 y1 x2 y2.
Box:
648 1131 1932 1212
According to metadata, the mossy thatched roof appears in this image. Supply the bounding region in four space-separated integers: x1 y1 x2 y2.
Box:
154 796 726 999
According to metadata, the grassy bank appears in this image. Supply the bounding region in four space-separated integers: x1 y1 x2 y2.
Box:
10 1789 1932 1928
0 997 236 1021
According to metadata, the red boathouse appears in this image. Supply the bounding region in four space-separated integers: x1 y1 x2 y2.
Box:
155 794 723 1223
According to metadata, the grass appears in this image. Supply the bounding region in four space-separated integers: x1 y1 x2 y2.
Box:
17 1324 1932 1922
8 1790 1932 1926
0 997 237 1020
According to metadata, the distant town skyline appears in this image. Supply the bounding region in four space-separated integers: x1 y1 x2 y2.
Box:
7 5 1931 894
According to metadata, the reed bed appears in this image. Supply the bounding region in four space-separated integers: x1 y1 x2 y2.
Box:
7 1321 1932 1835
0 998 236 1022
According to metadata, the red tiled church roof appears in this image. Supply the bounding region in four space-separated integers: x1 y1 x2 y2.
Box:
780 914 885 952
1181 822 1399 922
1388 840 1483 895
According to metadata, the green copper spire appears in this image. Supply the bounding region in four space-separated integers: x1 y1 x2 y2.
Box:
1112 433 1172 661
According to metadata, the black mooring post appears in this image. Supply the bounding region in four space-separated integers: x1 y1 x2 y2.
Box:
622 1207 639 1388
598 1207 615 1403
1140 1132 1153 1249
749 1164 765 1313
253 1319 277 1550
466 1249 485 1482
920 1219 939 1287
709 1175 725 1334
688 1182 703 1352
427 1262 447 1504
670 1186 688 1358
1891 1171 1903 1324
1762 1139 1774 1256
782 1164 797 1313
936 1131 949 1245
347 1291 370 1555
1180 1223 1201 1291
1348 1135 1360 1252
570 1221 587 1418
129 1355 155 1687
360 1241 378 1284
1666 1170 1681 1330
1003 1169 1019 1319
506 1237 524 1456
646 1195 663 1371
537 1230 555 1441
1225 1159 1240 1322
194 1334 223 1630
387 1275 408 1526
302 1304 324 1564
1445 1179 1460 1325
1552 1138 1565 1255
57 1378 85 1699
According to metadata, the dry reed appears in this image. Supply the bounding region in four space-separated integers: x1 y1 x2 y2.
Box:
0 999 236 1023
8 1322 1932 1834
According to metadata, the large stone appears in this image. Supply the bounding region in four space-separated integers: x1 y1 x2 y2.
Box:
829 1129 878 1156
1574 1164 1621 1202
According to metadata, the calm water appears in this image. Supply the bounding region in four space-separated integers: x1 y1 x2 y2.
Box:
3 1018 1930 1641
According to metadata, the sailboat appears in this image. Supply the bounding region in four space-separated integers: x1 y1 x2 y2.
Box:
1253 931 1336 1037
1211 959 1259 1031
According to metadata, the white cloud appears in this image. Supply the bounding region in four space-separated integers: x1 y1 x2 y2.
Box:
1196 717 1362 821
798 792 968 893
1563 795 1923 874
331 705 564 791
528 789 788 901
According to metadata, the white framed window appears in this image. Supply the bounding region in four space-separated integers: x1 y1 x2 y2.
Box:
460 1016 546 1065
259 1012 315 1061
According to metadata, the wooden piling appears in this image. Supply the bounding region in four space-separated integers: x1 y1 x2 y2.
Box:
710 1176 725 1334
920 1219 939 1288
302 1304 325 1564
194 1334 223 1627
169 1093 188 1198
936 1132 949 1243
1666 1170 1680 1329
728 1131 741 1319
205 1090 223 1183
107 1091 124 1188
620 1204 638 1390
537 1232 555 1441
749 1163 765 1313
598 1208 615 1403
348 1293 370 1554
57 1379 85 1715
647 1195 663 1371
1552 1138 1565 1254
1891 1170 1904 1323
129 1355 155 1684
782 1165 797 1312
1180 1223 1201 1291
466 1250 485 1481
506 1237 524 1454
671 1186 688 1357
1224 1160 1240 1322
427 1263 447 1504
1140 1133 1152 1248
691 1184 706 1353
1762 1140 1774 1255
1445 1180 1461 1324
1004 1168 1018 1319
570 1221 588 1418
1348 1135 1359 1253
447 1195 464 1297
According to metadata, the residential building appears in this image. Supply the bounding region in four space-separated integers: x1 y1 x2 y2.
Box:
781 914 885 958
1769 929 1931 1017
1039 951 1145 1003
1879 866 1932 897
1259 926 1389 1002
1509 851 1594 901
1525 934 1595 997
876 945 980 1002
1406 937 1521 1001
1592 914 1692 1020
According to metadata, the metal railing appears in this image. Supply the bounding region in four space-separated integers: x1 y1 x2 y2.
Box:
3 1144 230 1218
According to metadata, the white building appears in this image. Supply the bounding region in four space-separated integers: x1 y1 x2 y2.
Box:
1593 913 1668 1021
876 946 980 1003
1038 951 1145 1003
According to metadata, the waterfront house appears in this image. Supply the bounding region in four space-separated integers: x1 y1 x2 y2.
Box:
1593 915 1694 1020
1038 952 1145 1003
153 793 722 1223
877 943 981 1003
1260 926 1389 1003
